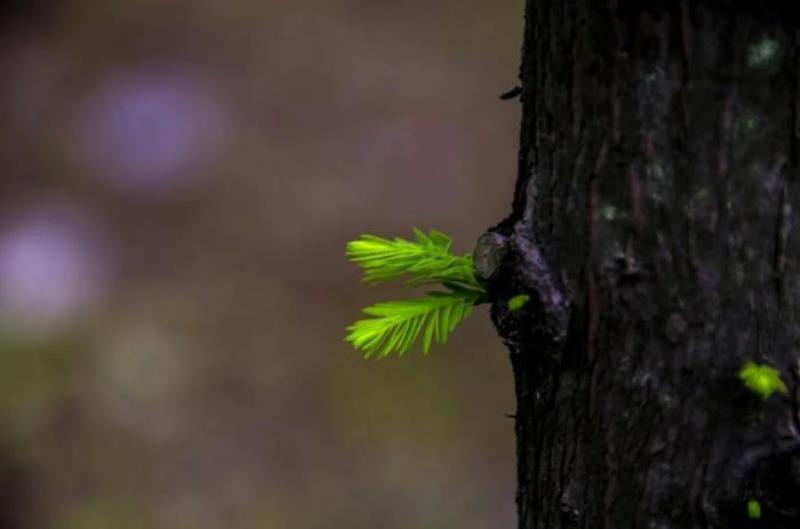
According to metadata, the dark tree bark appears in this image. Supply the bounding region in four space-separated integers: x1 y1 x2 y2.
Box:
485 2 800 527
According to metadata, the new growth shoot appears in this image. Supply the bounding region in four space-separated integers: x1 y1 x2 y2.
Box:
345 229 484 358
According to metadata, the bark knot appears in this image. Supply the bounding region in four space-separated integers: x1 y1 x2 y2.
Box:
482 223 571 363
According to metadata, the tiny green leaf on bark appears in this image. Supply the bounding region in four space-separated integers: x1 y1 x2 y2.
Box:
739 361 788 400
747 499 762 519
507 294 531 312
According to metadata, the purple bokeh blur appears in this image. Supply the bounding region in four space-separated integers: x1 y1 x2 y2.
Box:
0 204 110 327
79 69 227 195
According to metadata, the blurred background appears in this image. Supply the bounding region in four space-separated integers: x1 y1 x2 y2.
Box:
0 1 523 527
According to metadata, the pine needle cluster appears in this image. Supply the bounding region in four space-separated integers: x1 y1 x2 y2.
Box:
345 229 484 358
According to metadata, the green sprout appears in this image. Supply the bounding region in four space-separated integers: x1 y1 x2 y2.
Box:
507 294 530 312
345 229 485 358
739 361 788 400
747 499 762 520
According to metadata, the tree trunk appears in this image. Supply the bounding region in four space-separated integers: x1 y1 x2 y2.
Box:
487 2 800 527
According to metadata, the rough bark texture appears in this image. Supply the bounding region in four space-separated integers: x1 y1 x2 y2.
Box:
486 2 800 527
